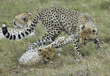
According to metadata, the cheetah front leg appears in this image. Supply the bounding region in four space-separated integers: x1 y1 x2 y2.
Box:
21 28 62 64
93 37 102 52
72 36 82 62
56 34 82 62
25 28 62 51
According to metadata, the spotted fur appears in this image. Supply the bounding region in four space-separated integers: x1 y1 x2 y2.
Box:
19 36 65 65
2 7 102 64
12 13 33 29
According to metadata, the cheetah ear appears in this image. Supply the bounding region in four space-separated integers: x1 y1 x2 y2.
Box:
28 13 32 16
23 16 28 22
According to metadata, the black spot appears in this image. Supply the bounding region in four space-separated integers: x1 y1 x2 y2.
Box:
58 31 60 33
13 35 16 40
9 34 12 40
76 48 79 50
21 33 25 37
6 33 10 38
27 29 31 33
37 40 40 43
74 42 76 44
47 34 49 36
31 24 35 27
18 34 21 39
34 19 36 21
29 26 34 30
25 31 28 35
51 37 55 41
2 27 8 35
33 21 38 24
93 29 96 32
82 26 85 29
94 40 98 44
74 45 77 47
43 43 46 45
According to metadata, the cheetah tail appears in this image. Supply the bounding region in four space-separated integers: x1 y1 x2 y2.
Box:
2 23 35 40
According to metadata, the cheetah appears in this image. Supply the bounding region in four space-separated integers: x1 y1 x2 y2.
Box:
19 36 66 65
19 36 76 65
2 7 102 64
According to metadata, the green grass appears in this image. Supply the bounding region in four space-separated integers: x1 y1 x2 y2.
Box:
0 0 110 76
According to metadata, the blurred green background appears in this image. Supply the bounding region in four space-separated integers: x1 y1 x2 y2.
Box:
0 0 110 76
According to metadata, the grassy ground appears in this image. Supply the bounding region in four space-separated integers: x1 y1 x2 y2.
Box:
0 0 110 76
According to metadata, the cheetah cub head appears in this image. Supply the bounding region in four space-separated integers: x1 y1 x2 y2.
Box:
12 13 32 29
79 22 98 45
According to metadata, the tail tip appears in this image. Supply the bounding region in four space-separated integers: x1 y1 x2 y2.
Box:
2 24 6 27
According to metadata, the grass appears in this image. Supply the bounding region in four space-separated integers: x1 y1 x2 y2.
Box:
0 0 110 76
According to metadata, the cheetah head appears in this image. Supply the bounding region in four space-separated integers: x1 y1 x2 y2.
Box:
79 23 98 45
12 13 32 29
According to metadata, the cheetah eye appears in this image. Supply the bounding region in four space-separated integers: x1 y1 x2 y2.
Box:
23 16 28 22
93 29 95 32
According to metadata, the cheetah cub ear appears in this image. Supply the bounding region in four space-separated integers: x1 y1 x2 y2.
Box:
23 16 28 22
28 13 32 16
